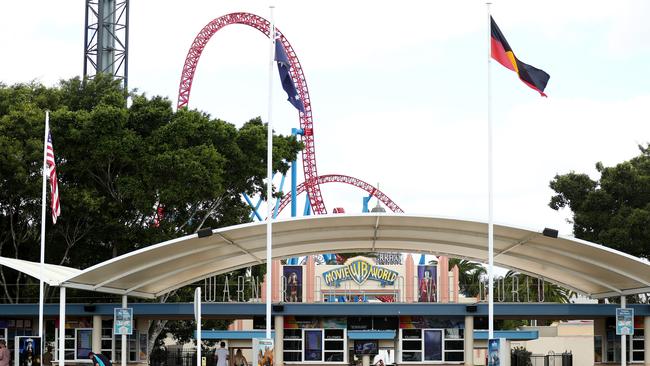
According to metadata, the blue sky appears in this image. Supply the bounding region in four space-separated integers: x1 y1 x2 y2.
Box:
1 0 649 237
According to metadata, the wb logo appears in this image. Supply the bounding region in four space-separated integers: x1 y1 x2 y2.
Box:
348 260 371 285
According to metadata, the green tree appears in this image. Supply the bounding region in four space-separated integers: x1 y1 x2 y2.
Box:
549 145 650 259
498 271 572 303
447 258 486 297
0 74 302 351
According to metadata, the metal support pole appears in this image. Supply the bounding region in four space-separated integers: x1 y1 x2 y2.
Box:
196 287 202 366
621 295 627 366
643 316 650 366
265 5 275 340
39 111 49 364
58 287 66 366
486 2 495 340
121 295 127 366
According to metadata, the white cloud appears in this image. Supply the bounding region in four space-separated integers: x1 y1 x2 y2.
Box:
2 0 649 243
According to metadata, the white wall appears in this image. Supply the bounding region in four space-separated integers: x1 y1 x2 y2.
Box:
511 335 594 366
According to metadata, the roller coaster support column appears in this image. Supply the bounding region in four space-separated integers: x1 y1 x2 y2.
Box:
243 193 263 221
362 194 372 212
362 187 377 212
291 128 304 217
273 173 286 218
304 194 311 216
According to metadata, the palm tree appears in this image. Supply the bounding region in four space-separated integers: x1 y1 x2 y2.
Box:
446 258 486 297
500 271 573 303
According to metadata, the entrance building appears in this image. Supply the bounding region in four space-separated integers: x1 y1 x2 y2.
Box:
1 214 650 365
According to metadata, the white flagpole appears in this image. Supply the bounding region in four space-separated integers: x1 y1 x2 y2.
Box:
486 3 495 340
39 111 49 357
266 4 275 340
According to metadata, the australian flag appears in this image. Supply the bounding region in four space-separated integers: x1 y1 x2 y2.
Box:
275 41 305 113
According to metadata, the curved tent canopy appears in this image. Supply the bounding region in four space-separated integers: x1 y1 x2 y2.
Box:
2 214 649 299
0 257 81 285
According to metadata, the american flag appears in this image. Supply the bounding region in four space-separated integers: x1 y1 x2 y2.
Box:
46 130 61 223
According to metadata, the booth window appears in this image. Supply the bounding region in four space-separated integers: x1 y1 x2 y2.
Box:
115 332 141 362
324 329 345 362
101 327 113 360
605 317 645 363
284 329 302 362
283 328 346 363
594 335 602 363
4 319 33 357
399 328 464 363
54 328 76 360
632 327 644 362
443 328 464 362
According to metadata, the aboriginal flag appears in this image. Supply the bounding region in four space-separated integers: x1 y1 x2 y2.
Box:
491 16 550 96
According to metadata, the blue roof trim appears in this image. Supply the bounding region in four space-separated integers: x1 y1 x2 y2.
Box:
0 303 648 317
474 330 538 341
348 330 396 340
198 330 276 340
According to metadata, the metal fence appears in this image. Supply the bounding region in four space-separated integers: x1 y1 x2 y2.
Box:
150 350 219 366
512 352 573 366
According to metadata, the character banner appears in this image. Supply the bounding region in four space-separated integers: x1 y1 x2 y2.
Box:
15 336 40 366
283 266 303 302
253 338 274 366
417 265 437 302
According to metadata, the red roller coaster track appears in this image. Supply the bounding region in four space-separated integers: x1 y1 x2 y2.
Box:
277 174 404 214
177 12 403 215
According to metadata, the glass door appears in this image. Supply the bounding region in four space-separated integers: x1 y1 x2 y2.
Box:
423 330 442 362
304 330 323 361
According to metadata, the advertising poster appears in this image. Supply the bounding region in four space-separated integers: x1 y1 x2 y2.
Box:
76 329 93 359
399 316 463 329
616 308 634 335
114 307 133 335
252 338 274 366
487 338 501 366
14 336 40 366
283 316 346 329
417 265 437 302
283 266 303 302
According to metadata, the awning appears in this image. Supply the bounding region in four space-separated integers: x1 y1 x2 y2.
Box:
0 257 81 285
348 330 396 340
2 214 649 299
199 330 275 340
474 330 538 341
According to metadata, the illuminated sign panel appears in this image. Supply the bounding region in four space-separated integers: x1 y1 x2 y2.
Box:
323 259 398 287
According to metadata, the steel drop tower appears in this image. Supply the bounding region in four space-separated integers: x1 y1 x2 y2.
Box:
84 0 129 89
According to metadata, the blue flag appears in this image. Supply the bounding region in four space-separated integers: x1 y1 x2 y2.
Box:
275 41 305 113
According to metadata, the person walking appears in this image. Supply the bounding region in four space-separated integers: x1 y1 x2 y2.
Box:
233 349 247 366
215 342 229 366
0 340 10 366
89 351 112 366
42 346 53 366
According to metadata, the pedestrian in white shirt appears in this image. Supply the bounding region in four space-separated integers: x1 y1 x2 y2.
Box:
215 342 229 366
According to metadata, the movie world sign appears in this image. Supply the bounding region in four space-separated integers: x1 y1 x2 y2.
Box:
323 260 399 287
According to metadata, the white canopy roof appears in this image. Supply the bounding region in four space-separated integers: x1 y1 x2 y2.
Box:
0 257 81 285
2 214 649 299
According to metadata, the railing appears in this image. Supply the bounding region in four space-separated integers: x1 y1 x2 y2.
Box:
150 349 230 366
511 352 573 366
